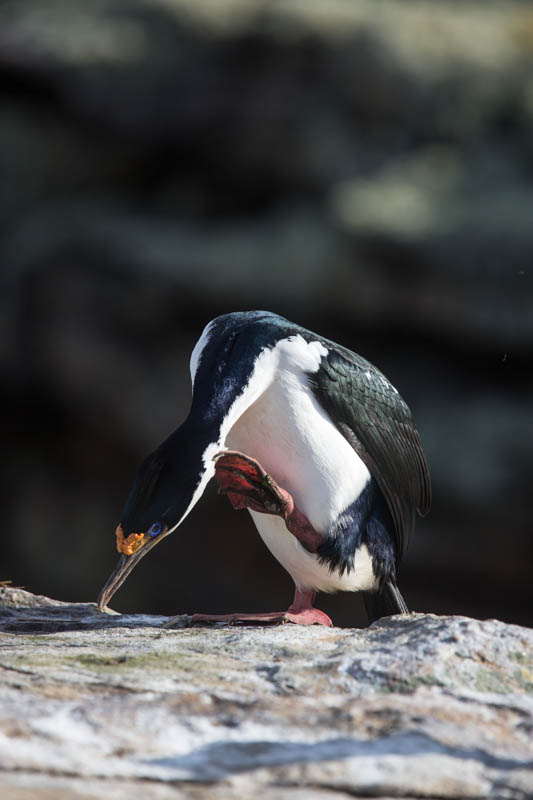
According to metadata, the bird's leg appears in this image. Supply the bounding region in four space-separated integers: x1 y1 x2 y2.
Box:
283 588 333 626
162 451 332 628
213 450 323 553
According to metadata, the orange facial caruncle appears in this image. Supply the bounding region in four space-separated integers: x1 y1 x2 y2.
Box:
115 524 145 556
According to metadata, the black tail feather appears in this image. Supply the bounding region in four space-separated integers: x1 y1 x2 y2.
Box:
363 580 408 624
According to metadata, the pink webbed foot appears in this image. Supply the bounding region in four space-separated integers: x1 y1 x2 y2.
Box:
190 611 291 626
279 607 333 626
187 590 333 628
213 450 323 553
188 610 332 627
213 450 291 514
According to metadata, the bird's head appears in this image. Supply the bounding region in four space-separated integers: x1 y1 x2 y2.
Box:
97 426 209 610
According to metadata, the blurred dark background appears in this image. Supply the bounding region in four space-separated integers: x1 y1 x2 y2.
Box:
1 0 532 627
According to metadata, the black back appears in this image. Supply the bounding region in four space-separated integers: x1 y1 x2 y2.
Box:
308 346 431 563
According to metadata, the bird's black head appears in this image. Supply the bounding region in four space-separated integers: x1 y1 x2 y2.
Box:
97 422 211 610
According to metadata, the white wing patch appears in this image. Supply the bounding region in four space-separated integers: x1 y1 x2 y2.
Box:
189 319 215 386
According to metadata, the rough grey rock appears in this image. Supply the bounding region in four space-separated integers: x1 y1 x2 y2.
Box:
0 587 532 799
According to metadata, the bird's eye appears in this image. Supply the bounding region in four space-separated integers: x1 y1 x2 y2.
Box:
148 521 163 537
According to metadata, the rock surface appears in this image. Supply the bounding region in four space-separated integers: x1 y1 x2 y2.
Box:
0 586 532 799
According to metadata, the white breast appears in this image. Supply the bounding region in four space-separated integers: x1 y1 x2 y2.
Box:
224 338 375 593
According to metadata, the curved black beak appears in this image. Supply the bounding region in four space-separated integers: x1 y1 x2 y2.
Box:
97 535 163 610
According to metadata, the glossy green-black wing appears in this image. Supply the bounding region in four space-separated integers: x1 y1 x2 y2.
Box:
309 346 431 563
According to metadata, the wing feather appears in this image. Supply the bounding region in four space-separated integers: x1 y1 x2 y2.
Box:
309 347 431 562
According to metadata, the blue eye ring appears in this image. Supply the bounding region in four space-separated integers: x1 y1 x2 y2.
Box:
148 521 163 538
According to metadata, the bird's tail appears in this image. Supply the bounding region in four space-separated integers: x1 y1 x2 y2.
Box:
362 579 408 624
